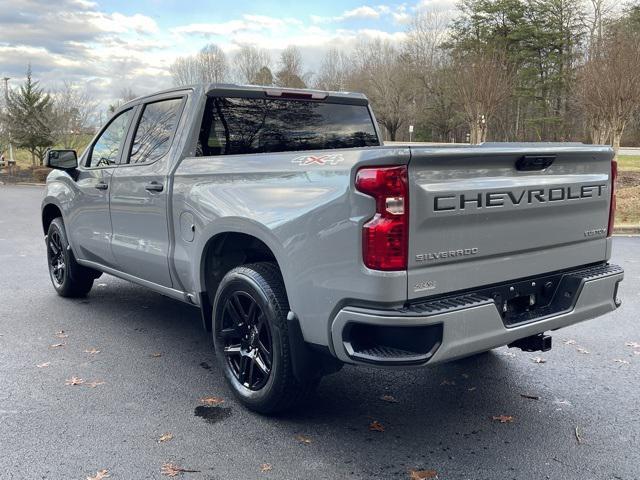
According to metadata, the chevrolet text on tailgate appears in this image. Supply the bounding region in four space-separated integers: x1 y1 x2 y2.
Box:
41 84 624 413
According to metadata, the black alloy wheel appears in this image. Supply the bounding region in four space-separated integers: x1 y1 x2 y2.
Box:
45 217 97 297
212 262 321 414
47 229 66 287
220 291 273 390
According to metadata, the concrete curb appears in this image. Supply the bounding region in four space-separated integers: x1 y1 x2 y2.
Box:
614 225 640 235
1 182 46 187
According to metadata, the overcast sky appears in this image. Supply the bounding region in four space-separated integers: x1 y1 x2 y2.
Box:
0 0 456 105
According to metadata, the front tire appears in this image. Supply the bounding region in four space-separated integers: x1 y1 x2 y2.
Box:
212 262 319 414
46 218 96 298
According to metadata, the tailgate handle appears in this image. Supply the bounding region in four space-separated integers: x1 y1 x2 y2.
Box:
516 155 556 171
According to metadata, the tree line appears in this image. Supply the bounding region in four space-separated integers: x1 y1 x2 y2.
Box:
2 0 640 165
170 0 640 149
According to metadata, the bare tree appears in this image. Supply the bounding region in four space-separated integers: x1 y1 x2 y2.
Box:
404 10 449 91
198 44 228 84
449 51 513 144
53 82 98 151
170 56 201 86
253 66 274 86
234 45 272 84
275 46 307 88
108 87 139 114
575 29 640 151
584 0 617 58
352 39 413 141
314 48 353 91
170 43 228 86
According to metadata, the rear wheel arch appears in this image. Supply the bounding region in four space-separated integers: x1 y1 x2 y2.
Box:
199 231 281 332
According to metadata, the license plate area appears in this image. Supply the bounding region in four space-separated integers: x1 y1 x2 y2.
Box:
490 272 582 327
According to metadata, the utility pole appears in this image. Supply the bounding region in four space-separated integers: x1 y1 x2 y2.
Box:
2 76 14 165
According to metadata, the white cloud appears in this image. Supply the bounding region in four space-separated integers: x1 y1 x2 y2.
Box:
310 5 394 23
98 13 160 34
417 0 458 13
341 6 381 20
171 20 249 37
0 1 424 108
171 14 302 38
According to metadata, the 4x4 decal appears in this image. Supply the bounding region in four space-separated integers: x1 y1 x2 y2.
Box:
291 153 344 166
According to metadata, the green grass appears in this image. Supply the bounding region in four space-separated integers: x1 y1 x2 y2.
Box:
617 155 640 171
616 155 640 226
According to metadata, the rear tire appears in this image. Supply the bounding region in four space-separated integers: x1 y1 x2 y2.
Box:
46 218 97 298
212 262 319 414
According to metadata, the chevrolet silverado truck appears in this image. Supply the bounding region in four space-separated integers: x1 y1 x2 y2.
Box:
41 84 623 413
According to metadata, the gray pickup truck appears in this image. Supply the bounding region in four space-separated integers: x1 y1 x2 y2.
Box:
41 84 623 413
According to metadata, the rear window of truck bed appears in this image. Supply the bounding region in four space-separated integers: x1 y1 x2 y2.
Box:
197 96 379 156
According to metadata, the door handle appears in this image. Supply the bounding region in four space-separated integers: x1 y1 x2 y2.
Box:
145 181 164 192
95 181 108 190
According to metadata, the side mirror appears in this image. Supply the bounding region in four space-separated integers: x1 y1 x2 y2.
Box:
45 149 78 170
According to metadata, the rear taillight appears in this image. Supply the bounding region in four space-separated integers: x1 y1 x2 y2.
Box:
608 159 617 237
355 166 408 271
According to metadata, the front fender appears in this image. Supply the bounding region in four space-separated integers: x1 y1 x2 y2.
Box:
41 170 75 235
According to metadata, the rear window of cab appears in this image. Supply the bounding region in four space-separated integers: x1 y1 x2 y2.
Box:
197 97 379 156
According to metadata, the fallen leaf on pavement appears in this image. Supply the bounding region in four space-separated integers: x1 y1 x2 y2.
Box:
369 420 385 432
65 376 84 386
151 352 162 358
260 464 272 473
520 393 540 400
532 357 546 364
563 339 576 345
614 359 630 364
158 433 174 443
54 330 68 338
37 362 51 368
295 434 312 445
161 463 199 477
200 396 224 406
50 343 65 349
87 469 110 480
576 347 590 354
84 348 100 355
492 415 514 423
85 381 105 388
575 426 583 444
409 469 438 479
380 394 399 403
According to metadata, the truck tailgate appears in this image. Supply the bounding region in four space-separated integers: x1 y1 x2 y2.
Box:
407 145 614 300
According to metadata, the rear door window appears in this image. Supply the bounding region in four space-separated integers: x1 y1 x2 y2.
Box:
129 98 183 165
197 97 379 156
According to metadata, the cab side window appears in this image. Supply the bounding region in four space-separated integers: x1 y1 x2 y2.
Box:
129 98 183 165
87 109 132 168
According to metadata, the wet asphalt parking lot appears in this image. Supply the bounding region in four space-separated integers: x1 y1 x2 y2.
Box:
0 184 638 480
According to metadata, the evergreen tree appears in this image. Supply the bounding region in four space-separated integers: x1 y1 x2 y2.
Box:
6 66 55 165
